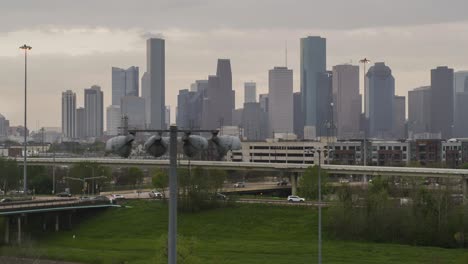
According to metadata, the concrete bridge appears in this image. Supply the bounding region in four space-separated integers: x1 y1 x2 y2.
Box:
0 198 119 244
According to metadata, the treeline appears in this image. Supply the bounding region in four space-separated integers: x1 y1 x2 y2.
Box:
152 167 233 212
326 177 468 248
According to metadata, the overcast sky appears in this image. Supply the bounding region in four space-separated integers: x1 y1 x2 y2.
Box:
1 0 468 130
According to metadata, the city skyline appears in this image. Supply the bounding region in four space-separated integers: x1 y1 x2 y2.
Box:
1 1 468 128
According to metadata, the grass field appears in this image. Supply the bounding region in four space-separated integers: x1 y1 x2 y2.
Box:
1 200 467 264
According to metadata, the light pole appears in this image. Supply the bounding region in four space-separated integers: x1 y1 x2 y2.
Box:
359 58 370 182
20 44 32 193
64 176 106 196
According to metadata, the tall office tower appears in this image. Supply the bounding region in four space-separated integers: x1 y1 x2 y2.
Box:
61 90 76 139
293 92 304 139
84 85 104 138
232 109 243 127
216 59 235 125
190 80 209 93
332 64 362 139
201 59 235 129
147 38 165 129
112 66 139 106
121 96 146 129
316 71 333 137
408 86 431 137
393 96 406 139
259 94 269 113
0 114 10 137
76 107 86 139
430 66 454 139
242 102 267 141
365 62 395 139
453 71 468 114
454 92 468 137
268 67 293 136
176 89 191 128
244 82 256 103
165 106 170 128
141 72 150 128
300 36 326 135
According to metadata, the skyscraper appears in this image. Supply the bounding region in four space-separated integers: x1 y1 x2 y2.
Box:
112 66 139 106
0 114 10 137
300 36 326 135
244 82 256 103
106 105 120 136
430 66 454 139
332 64 361 139
165 106 171 128
147 38 165 129
268 66 293 135
242 102 267 141
84 85 104 137
365 62 395 139
61 90 76 139
408 86 431 137
121 96 146 129
76 107 86 139
316 71 333 137
201 59 235 129
259 94 269 113
141 72 150 128
293 92 304 139
393 96 406 139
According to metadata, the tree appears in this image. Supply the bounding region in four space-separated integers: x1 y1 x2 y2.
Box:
115 167 144 187
152 169 168 198
0 157 20 192
297 165 328 200
67 162 111 194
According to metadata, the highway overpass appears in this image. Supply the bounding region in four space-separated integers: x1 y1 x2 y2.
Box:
14 157 468 201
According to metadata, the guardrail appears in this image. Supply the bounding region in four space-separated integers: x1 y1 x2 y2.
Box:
0 198 110 211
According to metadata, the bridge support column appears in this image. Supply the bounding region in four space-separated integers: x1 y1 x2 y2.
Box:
42 216 47 231
17 216 21 244
68 214 72 229
291 173 298 196
4 216 9 244
55 215 59 232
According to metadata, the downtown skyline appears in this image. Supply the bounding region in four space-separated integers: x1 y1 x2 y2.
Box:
1 1 468 129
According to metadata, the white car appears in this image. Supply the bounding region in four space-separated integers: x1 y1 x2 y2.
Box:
287 195 305 202
233 182 245 188
149 190 163 199
111 194 125 200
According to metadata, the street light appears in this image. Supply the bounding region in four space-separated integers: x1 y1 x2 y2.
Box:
359 58 370 182
304 147 331 264
20 44 32 193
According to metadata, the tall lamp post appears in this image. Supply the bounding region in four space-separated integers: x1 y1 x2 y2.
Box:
304 147 329 264
20 44 32 193
359 58 370 182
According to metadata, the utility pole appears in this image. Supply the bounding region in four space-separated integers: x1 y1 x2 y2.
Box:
359 58 370 182
168 125 178 264
20 44 32 193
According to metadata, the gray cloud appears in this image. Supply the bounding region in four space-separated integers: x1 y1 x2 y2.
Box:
1 0 468 33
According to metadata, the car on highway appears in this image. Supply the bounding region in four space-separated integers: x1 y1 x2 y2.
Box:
215 193 227 200
111 194 125 200
0 198 12 203
277 180 288 186
56 192 72 197
149 190 163 199
79 196 92 201
233 182 245 188
287 195 305 203
93 196 111 202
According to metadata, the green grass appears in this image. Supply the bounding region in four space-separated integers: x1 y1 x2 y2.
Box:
1 200 467 264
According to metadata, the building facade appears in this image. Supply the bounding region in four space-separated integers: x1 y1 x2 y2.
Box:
332 64 361 139
430 66 454 139
147 38 165 129
61 90 76 139
76 107 86 139
84 85 104 138
393 96 406 139
408 86 431 138
300 36 326 135
365 62 395 139
244 82 256 103
112 66 139 106
268 67 293 136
